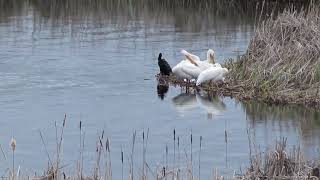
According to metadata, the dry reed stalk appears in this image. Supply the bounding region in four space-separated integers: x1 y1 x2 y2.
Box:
0 144 6 160
93 131 104 180
104 138 112 180
238 138 320 180
79 120 83 180
199 136 202 180
141 129 149 180
129 131 136 180
121 146 124 180
10 138 16 180
190 130 193 180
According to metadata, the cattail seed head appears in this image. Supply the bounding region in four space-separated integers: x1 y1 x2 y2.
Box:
63 114 66 127
106 138 110 152
99 139 103 147
10 138 16 152
225 130 228 143
121 150 123 164
101 130 104 140
166 145 168 154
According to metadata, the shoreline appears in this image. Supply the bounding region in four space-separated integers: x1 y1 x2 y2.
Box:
157 74 320 109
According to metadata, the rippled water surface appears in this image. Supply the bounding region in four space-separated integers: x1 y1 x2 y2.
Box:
0 1 319 178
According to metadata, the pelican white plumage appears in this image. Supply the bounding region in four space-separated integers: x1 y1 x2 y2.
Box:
172 60 201 80
203 49 215 63
172 50 202 80
181 50 210 71
173 49 223 81
196 66 228 86
203 49 223 69
181 49 221 69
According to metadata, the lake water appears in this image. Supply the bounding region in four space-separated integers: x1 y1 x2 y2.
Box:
0 1 320 179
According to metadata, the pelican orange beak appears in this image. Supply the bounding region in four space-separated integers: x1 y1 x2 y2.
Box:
186 55 199 67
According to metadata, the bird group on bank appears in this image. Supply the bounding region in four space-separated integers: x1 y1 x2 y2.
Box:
157 49 228 86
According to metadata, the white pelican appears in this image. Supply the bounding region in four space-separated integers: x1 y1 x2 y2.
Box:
196 67 228 86
196 93 226 119
172 49 222 81
172 50 202 80
172 60 201 80
181 49 221 69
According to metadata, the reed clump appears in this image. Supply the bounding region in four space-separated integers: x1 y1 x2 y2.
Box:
237 138 320 179
225 5 320 107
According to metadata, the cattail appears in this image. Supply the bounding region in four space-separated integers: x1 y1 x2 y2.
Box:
177 137 179 147
63 114 66 127
162 167 166 177
121 149 123 164
142 131 145 141
166 145 168 170
106 138 110 153
121 147 124 180
99 139 103 148
10 138 16 179
10 138 16 152
225 130 227 144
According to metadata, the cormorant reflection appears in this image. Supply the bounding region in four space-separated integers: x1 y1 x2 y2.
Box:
157 82 169 100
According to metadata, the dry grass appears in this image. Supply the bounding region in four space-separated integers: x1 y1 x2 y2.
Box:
237 138 320 180
224 4 320 107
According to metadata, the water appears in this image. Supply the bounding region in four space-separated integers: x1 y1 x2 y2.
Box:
0 1 319 178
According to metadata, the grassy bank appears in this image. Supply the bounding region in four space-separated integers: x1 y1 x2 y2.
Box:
223 4 320 107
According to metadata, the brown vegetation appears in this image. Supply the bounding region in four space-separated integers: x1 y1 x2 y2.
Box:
159 3 320 108
225 4 320 107
236 138 320 180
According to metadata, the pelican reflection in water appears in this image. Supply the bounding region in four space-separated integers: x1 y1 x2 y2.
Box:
171 92 226 118
172 93 198 114
196 93 226 119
